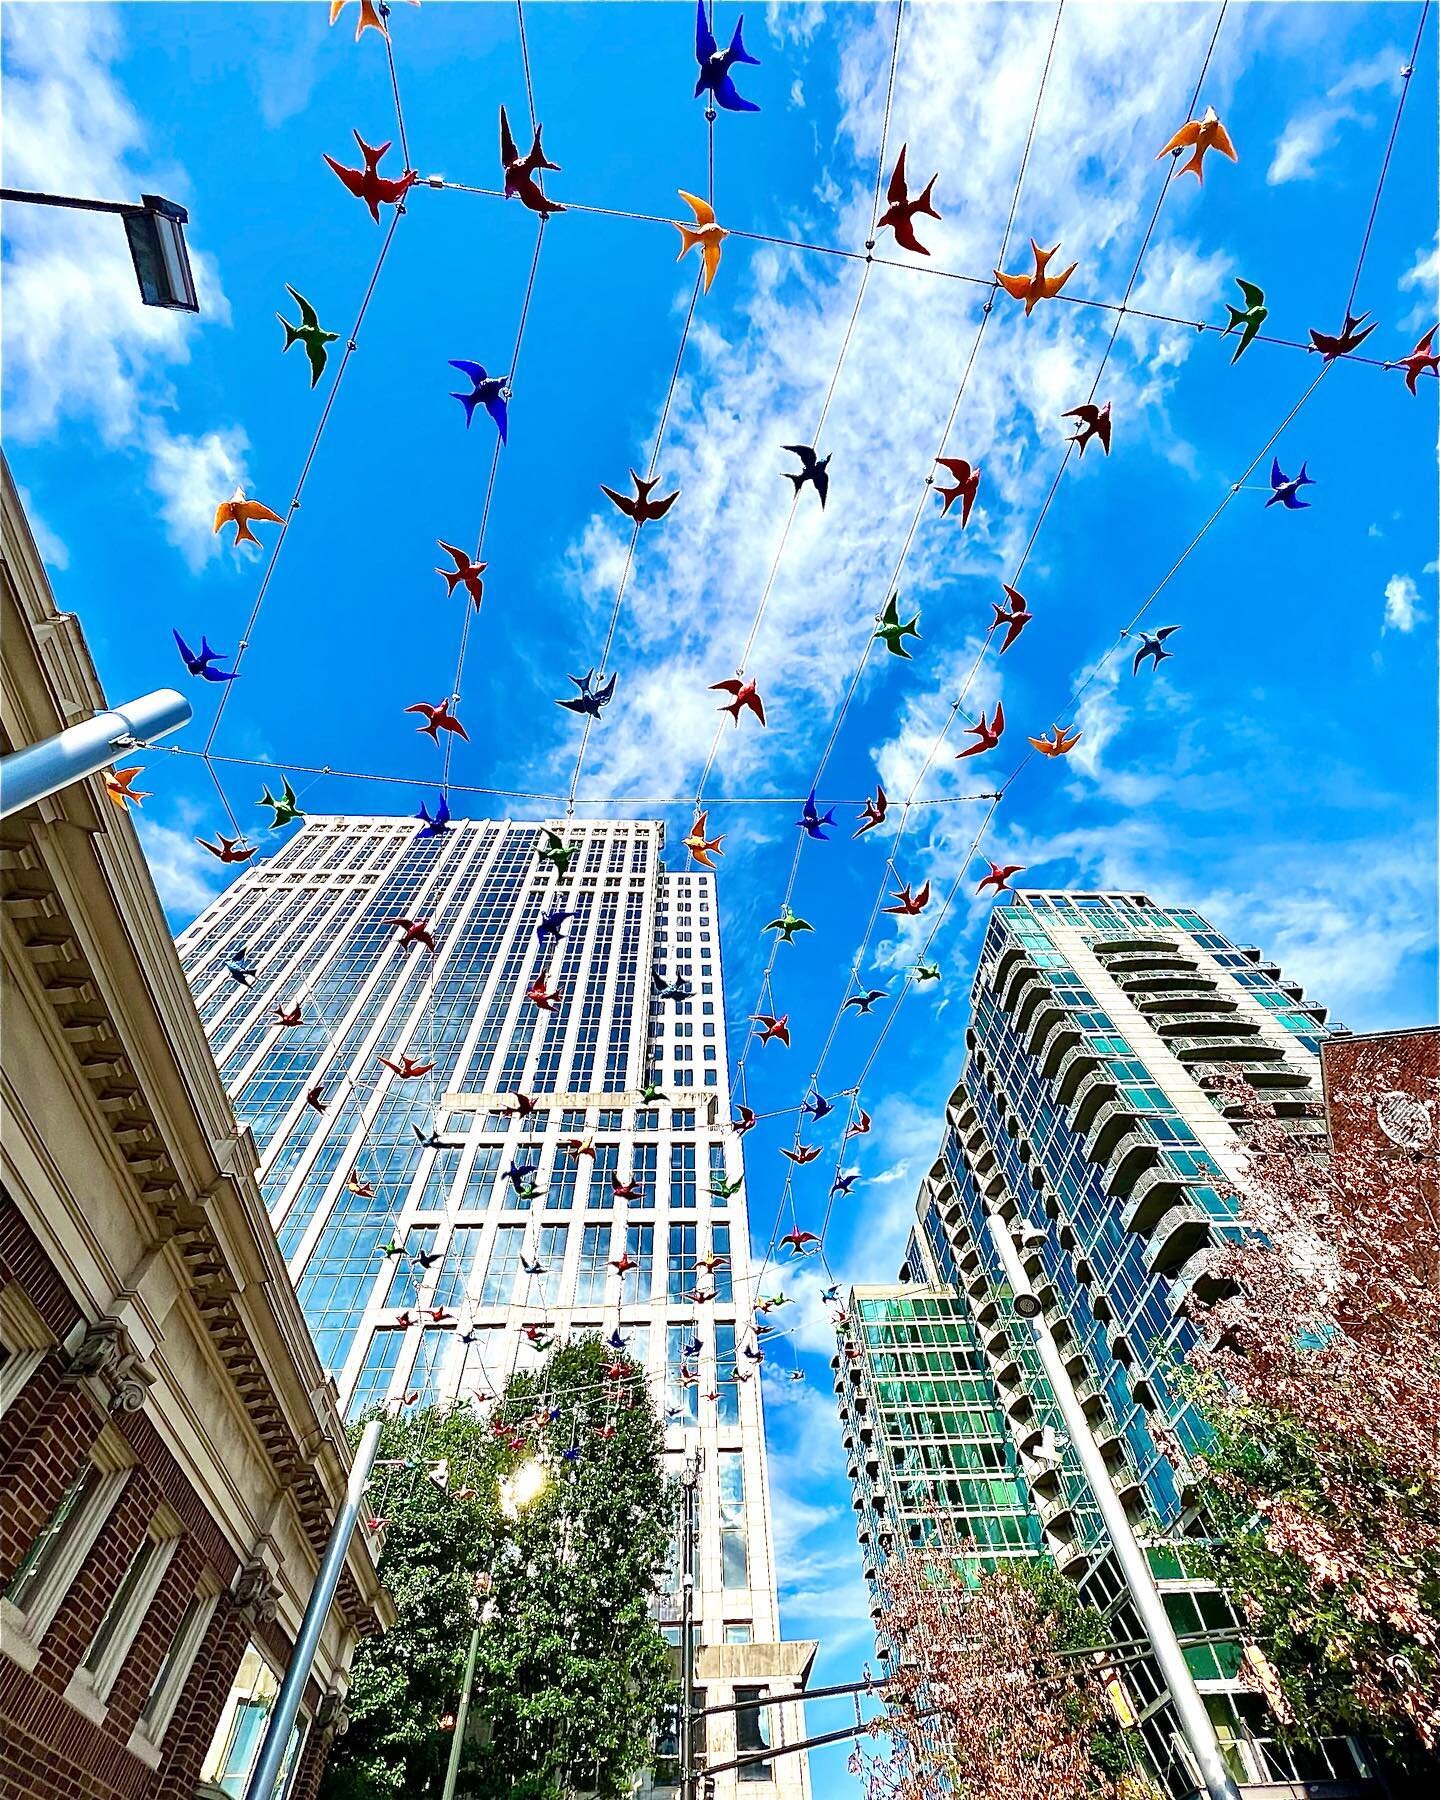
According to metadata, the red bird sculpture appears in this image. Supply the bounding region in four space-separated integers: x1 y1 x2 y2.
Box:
385 915 436 952
1390 325 1439 394
525 975 560 1010
711 677 767 726
499 105 565 218
884 880 931 917
324 130 416 223
733 1105 758 1134
992 585 1032 653
273 1003 303 1027
436 542 487 611
976 860 1026 896
956 702 1005 759
854 785 888 837
380 1055 435 1079
781 1228 821 1255
752 1013 791 1047
876 145 941 255
1063 400 1112 457
407 699 468 742
934 457 980 524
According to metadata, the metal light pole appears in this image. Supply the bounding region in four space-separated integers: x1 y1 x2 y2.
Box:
984 1210 1242 1800
440 1587 489 1800
0 689 191 821
679 1450 702 1800
242 1419 384 1800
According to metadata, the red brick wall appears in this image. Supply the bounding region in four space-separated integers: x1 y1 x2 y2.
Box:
0 1199 279 1800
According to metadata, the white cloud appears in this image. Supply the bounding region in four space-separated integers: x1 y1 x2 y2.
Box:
1266 48 1400 184
1 3 241 567
14 483 69 572
146 425 253 573
136 817 223 919
543 3 1234 811
1382 571 1425 634
1399 236 1439 332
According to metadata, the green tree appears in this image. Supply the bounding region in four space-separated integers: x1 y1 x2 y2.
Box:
467 1336 677 1799
321 1335 675 1800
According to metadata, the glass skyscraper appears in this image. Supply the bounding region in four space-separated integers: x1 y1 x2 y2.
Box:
836 890 1371 1795
177 814 813 1797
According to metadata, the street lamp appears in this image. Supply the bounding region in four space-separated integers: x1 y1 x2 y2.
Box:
1 188 199 312
442 1459 550 1800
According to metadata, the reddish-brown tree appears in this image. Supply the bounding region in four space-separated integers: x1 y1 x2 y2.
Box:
1187 1045 1440 1750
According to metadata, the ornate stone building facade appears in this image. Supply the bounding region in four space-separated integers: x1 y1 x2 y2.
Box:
1 459 393 1800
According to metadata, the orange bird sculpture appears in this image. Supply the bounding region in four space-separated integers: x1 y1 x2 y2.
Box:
956 701 1005 759
380 1055 435 1079
711 677 766 727
1390 325 1439 394
329 0 417 42
1029 723 1082 757
104 766 150 809
992 586 1031 653
753 1013 791 1047
884 880 932 917
996 240 1078 315
345 1171 375 1197
934 457 980 524
324 131 416 223
876 145 941 256
684 810 725 867
436 542 486 611
407 699 468 742
213 487 284 549
1157 106 1237 182
674 191 729 292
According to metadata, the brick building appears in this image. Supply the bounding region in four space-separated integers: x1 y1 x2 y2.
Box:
1 458 394 1799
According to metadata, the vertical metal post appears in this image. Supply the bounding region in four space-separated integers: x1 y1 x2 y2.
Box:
679 1451 702 1800
243 1419 384 1800
0 688 191 820
441 1616 483 1800
984 1211 1242 1800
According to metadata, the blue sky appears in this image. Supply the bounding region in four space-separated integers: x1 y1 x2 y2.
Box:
5 0 1436 1784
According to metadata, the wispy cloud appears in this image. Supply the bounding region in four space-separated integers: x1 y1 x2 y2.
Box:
137 817 223 920
14 483 70 572
1382 571 1425 634
1266 48 1401 184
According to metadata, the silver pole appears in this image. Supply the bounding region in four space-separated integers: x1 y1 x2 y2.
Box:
0 688 191 820
243 1418 384 1800
984 1211 1242 1800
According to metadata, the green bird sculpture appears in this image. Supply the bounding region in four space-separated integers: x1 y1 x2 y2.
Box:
710 1174 744 1199
914 961 941 983
258 777 303 830
277 286 340 387
873 593 921 658
1221 278 1267 363
763 904 813 945
536 829 577 875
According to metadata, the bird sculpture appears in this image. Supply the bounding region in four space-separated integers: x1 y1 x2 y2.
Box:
276 287 339 386
324 130 416 222
214 487 284 549
876 145 941 255
933 457 980 523
435 542 487 611
1157 105 1237 181
675 191 729 291
448 361 509 441
995 240 1077 314
693 0 760 112
499 104 564 218
602 470 680 524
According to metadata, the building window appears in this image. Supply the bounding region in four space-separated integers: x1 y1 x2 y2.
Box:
735 1685 772 1781
0 1284 53 1418
719 1450 748 1589
200 1643 309 1796
712 1225 733 1303
667 1323 699 1427
78 1511 182 1702
4 1431 130 1643
715 1323 740 1425
667 1224 698 1300
632 1142 658 1209
670 1143 697 1210
479 1225 525 1305
136 1583 219 1744
348 1330 405 1417
624 1225 654 1302
725 1622 752 1643
577 1225 611 1304
432 1226 485 1310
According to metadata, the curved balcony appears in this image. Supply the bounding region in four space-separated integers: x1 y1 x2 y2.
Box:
1171 1243 1239 1307
1090 1292 1115 1325
1104 1137 1160 1201
1071 1253 1095 1285
1022 1000 1070 1061
1068 1066 1121 1138
999 959 1042 1015
993 942 1028 995
1091 936 1180 958
1074 1378 1107 1423
1135 990 1237 1017
1113 968 1214 998
1103 955 1194 980
1031 1008 1083 1069
1082 1097 1144 1168
1120 1164 1188 1235
1038 1491 1075 1538
1050 1040 1104 1106
1155 1013 1262 1042
1057 1539 1092 1579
